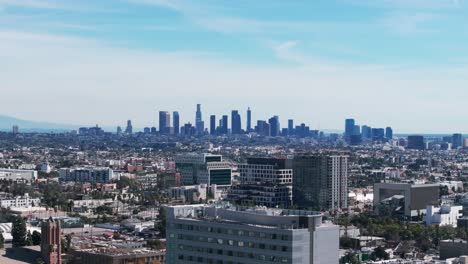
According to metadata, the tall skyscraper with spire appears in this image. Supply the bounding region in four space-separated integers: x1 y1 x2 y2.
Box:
195 104 204 135
125 120 133 134
246 107 252 132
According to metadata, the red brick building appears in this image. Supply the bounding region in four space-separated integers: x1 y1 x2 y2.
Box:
41 217 62 264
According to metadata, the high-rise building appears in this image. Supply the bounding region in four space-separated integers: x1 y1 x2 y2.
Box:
353 125 361 136
116 126 122 135
220 115 228 134
293 155 348 211
385 127 393 139
174 153 232 186
125 120 133 134
165 204 339 264
181 123 196 137
230 157 293 208
210 115 216 135
159 111 171 135
295 123 310 138
407 135 425 150
195 104 204 135
345 118 355 139
256 120 270 136
361 125 372 140
12 125 19 134
231 110 242 134
268 116 280 137
371 128 385 141
173 111 180 135
288 119 294 136
41 217 62 264
453 133 463 149
246 107 252 132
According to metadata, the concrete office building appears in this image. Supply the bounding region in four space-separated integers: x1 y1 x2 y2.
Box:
293 155 348 211
425 204 463 227
175 153 232 186
165 204 339 264
0 168 38 183
373 182 439 218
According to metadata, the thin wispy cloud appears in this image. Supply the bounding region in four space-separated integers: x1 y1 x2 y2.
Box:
382 12 436 34
1 1 468 132
0 0 60 9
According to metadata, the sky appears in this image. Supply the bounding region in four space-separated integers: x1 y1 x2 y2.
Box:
1 0 468 133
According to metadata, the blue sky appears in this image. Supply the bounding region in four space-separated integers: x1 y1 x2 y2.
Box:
1 0 468 133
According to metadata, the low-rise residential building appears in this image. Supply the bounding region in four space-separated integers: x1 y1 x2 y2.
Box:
59 167 116 183
0 193 40 208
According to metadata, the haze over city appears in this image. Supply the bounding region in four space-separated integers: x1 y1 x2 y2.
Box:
2 0 468 133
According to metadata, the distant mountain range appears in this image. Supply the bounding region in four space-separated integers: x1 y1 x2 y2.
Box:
0 115 79 132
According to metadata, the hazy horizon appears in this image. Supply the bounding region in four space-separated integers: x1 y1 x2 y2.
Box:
2 0 468 133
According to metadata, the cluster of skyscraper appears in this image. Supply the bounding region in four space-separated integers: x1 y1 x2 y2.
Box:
117 104 322 138
344 118 393 145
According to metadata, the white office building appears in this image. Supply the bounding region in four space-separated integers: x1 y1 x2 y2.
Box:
0 168 37 183
426 204 463 227
165 203 339 264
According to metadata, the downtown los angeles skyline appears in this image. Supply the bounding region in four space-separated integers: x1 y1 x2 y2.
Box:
2 0 468 133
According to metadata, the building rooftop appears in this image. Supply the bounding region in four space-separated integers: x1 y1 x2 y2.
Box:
168 203 324 230
76 247 165 257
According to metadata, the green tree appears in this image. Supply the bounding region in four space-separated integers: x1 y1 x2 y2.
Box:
35 258 46 264
0 232 4 249
371 246 390 261
26 231 33 246
155 207 166 238
32 231 41 245
12 216 27 247
341 252 362 264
